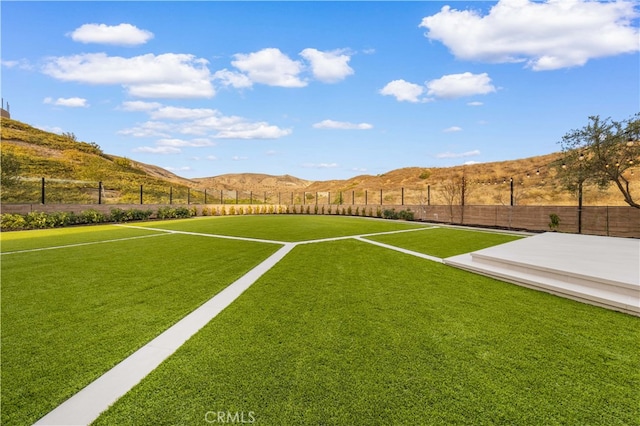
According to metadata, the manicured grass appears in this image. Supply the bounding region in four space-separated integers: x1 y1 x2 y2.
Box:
94 239 640 425
1 232 280 425
0 224 161 252
144 215 426 242
365 226 524 258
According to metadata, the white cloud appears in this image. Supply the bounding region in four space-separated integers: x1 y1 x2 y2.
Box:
164 165 192 173
214 123 292 140
467 101 483 107
132 146 181 154
156 138 215 147
231 48 306 87
443 126 462 133
44 97 89 107
206 155 218 161
379 79 427 103
436 150 481 159
312 119 372 130
213 69 253 89
118 121 172 138
69 23 153 46
42 53 214 98
420 0 640 71
2 59 33 70
119 104 292 140
120 101 163 111
149 106 218 121
427 72 496 99
303 162 339 169
232 156 249 161
299 48 354 83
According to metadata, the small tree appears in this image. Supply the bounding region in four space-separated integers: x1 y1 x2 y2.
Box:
556 114 640 208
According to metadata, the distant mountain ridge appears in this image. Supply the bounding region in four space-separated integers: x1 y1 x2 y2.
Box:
1 117 631 206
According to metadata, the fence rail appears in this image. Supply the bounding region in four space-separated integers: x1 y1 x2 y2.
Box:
0 176 568 206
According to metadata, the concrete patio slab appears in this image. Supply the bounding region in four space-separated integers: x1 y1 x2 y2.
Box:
445 232 640 316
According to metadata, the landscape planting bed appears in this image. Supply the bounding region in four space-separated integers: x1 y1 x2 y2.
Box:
1 216 638 425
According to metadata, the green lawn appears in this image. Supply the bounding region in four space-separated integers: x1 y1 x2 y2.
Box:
144 214 426 242
365 227 524 258
95 239 639 425
0 224 161 252
1 230 280 425
2 216 638 425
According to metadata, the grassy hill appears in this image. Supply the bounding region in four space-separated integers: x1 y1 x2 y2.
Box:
1 117 634 206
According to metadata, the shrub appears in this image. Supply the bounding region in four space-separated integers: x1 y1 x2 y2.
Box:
0 213 27 231
549 213 561 231
128 209 153 221
78 209 107 224
24 211 49 228
398 209 415 221
175 207 192 218
48 211 77 227
383 209 398 220
156 206 176 220
110 208 127 222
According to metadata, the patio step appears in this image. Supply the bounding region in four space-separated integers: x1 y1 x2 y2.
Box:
444 233 640 316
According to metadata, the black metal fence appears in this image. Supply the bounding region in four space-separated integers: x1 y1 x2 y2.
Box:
3 178 442 206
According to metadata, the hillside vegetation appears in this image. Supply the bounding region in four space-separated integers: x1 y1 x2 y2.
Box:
1 117 635 206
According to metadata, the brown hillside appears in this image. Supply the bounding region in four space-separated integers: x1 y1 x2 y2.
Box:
192 173 313 192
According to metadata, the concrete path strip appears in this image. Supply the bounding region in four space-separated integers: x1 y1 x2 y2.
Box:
355 236 444 263
34 243 296 426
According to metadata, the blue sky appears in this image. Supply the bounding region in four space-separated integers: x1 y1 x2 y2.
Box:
2 1 639 181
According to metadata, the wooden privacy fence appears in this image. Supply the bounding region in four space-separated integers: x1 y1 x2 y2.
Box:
2 202 638 238
406 204 639 238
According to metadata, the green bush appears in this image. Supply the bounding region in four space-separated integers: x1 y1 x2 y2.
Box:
78 209 107 224
398 209 414 221
25 212 50 228
47 211 77 227
383 209 398 219
0 213 27 231
383 208 414 221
